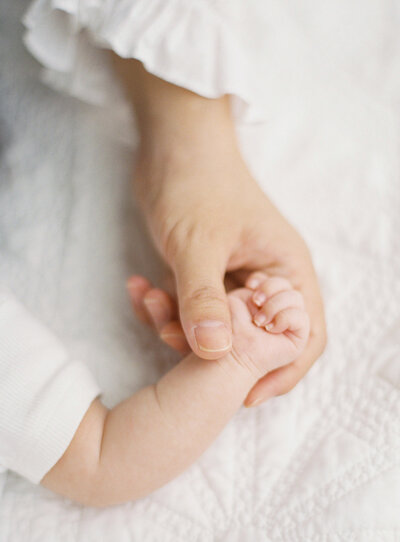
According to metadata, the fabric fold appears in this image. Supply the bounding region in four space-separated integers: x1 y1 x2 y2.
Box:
23 0 262 121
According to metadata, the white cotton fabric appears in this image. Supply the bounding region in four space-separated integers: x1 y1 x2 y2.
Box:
0 289 100 483
1 0 400 540
22 0 262 122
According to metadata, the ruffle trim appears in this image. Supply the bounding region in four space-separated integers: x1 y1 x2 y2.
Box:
22 0 264 123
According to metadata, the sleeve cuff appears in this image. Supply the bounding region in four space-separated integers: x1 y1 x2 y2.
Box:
0 290 101 484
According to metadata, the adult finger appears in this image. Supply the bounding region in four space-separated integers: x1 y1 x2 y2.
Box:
160 321 191 354
174 244 232 360
143 288 177 332
126 275 153 325
244 311 326 406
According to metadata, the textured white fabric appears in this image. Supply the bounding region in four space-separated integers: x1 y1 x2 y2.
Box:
0 289 101 483
1 0 400 540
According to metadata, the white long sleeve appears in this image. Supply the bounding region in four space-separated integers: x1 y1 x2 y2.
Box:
0 288 101 484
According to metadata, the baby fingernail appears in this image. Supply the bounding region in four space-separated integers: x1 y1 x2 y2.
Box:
254 312 267 326
265 322 274 331
194 321 232 353
247 278 261 289
253 291 266 306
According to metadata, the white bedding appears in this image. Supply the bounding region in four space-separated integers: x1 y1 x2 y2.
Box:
1 1 400 540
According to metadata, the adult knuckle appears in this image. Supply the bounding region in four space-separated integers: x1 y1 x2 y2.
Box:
164 219 192 262
188 286 226 311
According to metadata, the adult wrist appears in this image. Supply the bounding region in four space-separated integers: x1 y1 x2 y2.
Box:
113 57 239 161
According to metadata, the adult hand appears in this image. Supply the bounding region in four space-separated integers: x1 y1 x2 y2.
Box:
128 174 326 406
115 59 326 406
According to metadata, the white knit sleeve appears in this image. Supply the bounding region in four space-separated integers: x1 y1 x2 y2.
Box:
0 289 101 484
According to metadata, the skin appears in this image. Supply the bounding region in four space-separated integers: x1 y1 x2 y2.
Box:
113 57 327 406
42 274 309 506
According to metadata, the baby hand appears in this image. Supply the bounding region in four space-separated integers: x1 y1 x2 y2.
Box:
228 273 310 378
128 273 309 380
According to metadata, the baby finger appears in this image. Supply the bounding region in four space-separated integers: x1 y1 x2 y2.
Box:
253 290 304 327
267 307 310 342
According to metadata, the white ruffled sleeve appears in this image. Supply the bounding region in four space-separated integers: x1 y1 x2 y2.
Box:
0 288 101 484
22 0 259 121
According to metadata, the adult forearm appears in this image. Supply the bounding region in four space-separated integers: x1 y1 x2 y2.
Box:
112 56 237 157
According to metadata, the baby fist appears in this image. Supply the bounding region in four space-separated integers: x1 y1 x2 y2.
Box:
228 274 310 379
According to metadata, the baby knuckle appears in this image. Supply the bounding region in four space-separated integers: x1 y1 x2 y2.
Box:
264 300 277 318
277 313 289 329
263 277 291 295
278 277 293 290
250 271 268 282
292 290 305 307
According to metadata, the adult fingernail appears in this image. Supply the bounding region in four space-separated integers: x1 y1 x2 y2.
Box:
253 291 266 307
194 321 232 353
254 312 267 327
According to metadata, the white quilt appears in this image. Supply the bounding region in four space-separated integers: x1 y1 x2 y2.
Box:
1 1 400 541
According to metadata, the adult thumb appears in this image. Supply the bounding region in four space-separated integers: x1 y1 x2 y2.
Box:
174 247 232 360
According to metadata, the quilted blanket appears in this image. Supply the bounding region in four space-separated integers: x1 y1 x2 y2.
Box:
0 1 399 540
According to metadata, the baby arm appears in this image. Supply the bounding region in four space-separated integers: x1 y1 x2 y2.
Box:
42 276 309 507
42 351 256 507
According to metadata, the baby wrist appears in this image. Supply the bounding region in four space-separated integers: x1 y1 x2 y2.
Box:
216 351 260 391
